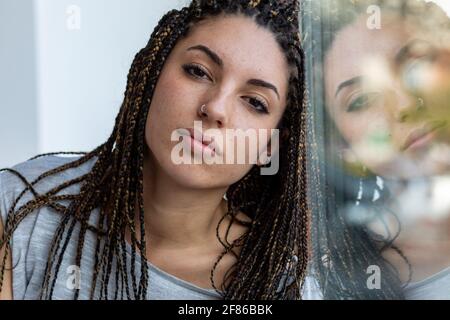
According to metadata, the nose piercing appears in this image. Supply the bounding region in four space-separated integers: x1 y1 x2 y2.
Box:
200 104 208 116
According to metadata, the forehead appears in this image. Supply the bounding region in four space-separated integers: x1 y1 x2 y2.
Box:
325 15 412 91
175 15 290 86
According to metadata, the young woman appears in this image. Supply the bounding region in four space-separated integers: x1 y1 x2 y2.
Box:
0 0 318 300
305 0 450 299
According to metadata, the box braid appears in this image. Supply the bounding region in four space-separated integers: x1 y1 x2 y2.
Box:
0 0 309 300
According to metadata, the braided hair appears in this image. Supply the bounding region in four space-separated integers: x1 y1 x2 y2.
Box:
0 0 308 300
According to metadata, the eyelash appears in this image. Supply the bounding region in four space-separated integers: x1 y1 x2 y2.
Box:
182 63 270 114
182 63 212 81
243 96 269 114
346 93 380 113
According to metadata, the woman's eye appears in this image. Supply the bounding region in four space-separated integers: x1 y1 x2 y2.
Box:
346 93 379 112
243 96 269 114
182 64 211 81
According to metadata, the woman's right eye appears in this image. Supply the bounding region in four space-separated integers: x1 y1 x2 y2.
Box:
182 64 212 81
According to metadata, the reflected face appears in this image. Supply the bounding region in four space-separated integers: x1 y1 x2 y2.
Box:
145 14 290 189
325 14 450 179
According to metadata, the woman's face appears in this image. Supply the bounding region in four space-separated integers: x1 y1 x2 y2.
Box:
145 14 290 189
325 14 450 179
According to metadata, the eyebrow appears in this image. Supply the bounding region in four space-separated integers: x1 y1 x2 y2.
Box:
335 76 363 97
187 44 224 68
394 39 434 65
187 44 280 100
247 79 280 100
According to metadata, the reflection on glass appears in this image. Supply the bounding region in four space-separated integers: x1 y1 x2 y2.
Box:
303 0 450 299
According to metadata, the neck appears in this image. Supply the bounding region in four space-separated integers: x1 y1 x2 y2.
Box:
139 153 229 250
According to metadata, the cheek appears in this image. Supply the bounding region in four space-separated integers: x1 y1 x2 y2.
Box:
150 70 188 118
338 110 390 146
334 113 365 145
145 68 193 145
234 117 282 152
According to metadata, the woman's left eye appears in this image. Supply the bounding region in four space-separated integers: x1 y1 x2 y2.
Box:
182 64 212 81
346 93 380 113
243 96 270 114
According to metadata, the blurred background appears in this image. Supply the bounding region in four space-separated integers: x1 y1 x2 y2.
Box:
0 0 187 168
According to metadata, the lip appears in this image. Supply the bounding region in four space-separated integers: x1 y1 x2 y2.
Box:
184 128 220 155
402 121 446 151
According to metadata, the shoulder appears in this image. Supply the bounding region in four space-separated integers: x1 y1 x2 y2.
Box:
0 154 97 223
1 154 96 198
1 155 95 189
0 155 98 299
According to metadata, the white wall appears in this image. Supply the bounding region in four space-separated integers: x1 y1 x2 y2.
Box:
0 0 187 168
0 0 38 168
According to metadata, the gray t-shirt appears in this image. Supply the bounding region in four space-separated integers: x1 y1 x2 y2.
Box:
403 267 450 300
0 155 321 300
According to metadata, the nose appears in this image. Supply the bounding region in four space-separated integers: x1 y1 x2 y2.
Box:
390 85 424 123
197 91 230 128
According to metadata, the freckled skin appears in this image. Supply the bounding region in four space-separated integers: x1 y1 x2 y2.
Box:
145 14 290 190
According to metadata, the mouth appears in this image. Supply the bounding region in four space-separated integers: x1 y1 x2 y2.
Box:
402 121 446 151
184 128 219 155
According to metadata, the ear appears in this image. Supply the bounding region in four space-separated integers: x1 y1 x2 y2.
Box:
257 144 272 167
257 128 283 167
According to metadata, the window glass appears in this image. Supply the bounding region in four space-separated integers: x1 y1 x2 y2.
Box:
302 0 450 299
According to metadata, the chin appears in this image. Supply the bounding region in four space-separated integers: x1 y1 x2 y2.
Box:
153 151 238 189
168 161 258 192
166 163 229 189
147 140 253 190
371 158 450 180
